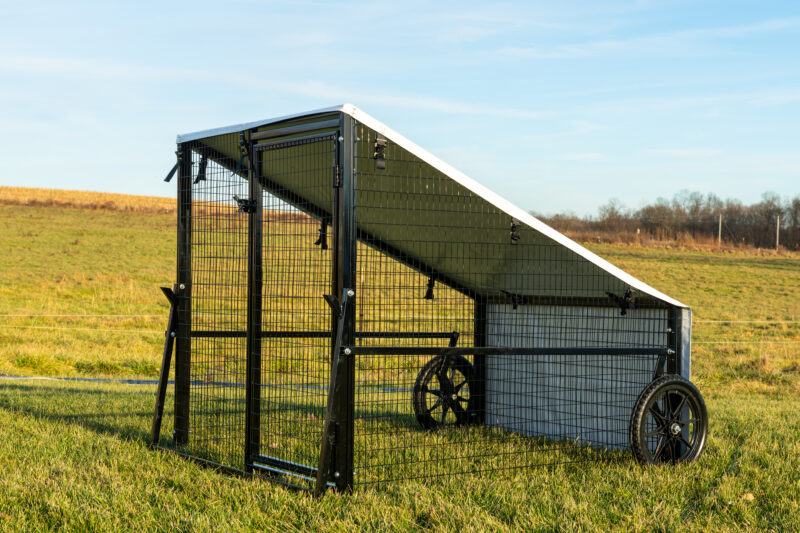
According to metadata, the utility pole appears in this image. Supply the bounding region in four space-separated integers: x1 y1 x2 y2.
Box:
776 215 780 250
718 213 722 247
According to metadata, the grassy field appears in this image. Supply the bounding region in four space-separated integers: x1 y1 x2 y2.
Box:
0 188 799 531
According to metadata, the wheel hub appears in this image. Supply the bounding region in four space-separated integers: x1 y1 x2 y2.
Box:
670 422 681 435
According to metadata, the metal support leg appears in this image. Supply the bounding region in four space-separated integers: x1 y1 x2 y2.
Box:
150 285 179 448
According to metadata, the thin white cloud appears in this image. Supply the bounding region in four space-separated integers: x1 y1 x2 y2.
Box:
0 55 207 81
0 54 549 121
560 152 607 161
493 16 800 60
647 148 722 158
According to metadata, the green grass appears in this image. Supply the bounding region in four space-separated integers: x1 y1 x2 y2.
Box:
1 201 799 531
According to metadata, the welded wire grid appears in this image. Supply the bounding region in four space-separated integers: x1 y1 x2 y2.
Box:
176 139 249 469
253 137 335 489
352 124 670 485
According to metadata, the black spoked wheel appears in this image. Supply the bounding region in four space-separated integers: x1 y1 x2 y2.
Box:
413 354 476 430
630 375 708 465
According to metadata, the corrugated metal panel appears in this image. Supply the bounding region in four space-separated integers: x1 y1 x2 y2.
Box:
484 304 668 449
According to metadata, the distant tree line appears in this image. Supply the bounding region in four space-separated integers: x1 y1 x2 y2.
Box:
534 191 800 250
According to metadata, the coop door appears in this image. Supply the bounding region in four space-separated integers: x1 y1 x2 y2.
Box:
183 148 252 469
249 132 338 487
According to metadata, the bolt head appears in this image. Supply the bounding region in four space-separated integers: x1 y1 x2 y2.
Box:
347 289 355 297
170 331 176 338
671 423 681 435
344 348 352 355
179 283 186 290
451 394 458 401
334 471 340 478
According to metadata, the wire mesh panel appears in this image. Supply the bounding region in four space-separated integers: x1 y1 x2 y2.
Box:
178 139 250 469
351 123 670 486
250 135 336 489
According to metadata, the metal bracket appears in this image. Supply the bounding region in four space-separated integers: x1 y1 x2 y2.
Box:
373 134 387 170
323 294 341 318
424 278 435 300
232 195 257 214
163 150 182 182
502 290 519 310
314 218 329 250
606 288 635 316
193 155 208 184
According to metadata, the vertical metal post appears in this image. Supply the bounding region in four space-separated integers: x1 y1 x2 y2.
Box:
666 306 679 377
245 137 264 471
677 307 691 380
174 144 192 445
718 213 722 247
777 215 780 250
472 296 487 424
330 114 356 491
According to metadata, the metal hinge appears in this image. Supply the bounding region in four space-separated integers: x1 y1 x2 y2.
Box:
232 195 257 213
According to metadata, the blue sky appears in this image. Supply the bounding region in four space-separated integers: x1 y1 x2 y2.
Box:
1 1 798 216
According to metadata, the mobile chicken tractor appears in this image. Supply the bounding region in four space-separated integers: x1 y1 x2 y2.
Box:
150 104 708 494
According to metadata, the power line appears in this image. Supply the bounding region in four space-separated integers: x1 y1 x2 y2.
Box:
0 325 160 334
0 314 161 318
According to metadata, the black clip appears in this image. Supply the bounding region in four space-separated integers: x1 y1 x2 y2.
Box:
606 288 635 316
233 132 249 175
373 134 387 170
163 150 182 182
424 278 435 300
510 218 521 245
232 195 256 213
502 291 519 310
193 155 208 184
314 218 329 250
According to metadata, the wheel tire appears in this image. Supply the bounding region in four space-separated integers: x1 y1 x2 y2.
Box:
629 375 708 465
413 354 477 430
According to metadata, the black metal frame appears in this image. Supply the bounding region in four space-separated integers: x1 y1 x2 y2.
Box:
154 110 692 495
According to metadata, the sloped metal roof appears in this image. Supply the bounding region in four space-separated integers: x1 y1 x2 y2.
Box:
177 104 686 308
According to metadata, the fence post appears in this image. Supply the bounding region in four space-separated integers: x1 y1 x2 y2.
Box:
777 215 780 250
244 134 264 471
718 213 722 247
330 113 356 492
174 143 192 446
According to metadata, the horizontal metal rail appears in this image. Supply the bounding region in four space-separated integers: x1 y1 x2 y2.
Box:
346 346 670 357
254 131 338 151
191 330 459 340
251 454 319 479
250 118 341 141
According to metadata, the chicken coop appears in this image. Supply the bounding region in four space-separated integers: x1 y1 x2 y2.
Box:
150 104 708 494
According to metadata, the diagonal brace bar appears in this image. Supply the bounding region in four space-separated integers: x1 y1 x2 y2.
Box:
314 288 351 496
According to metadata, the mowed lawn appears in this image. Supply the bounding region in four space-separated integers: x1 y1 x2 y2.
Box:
0 197 799 531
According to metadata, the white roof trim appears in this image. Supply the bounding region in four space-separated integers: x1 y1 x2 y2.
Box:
177 103 686 308
176 105 347 143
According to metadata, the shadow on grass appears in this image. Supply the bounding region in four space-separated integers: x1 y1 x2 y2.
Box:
0 380 633 480
0 381 155 442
